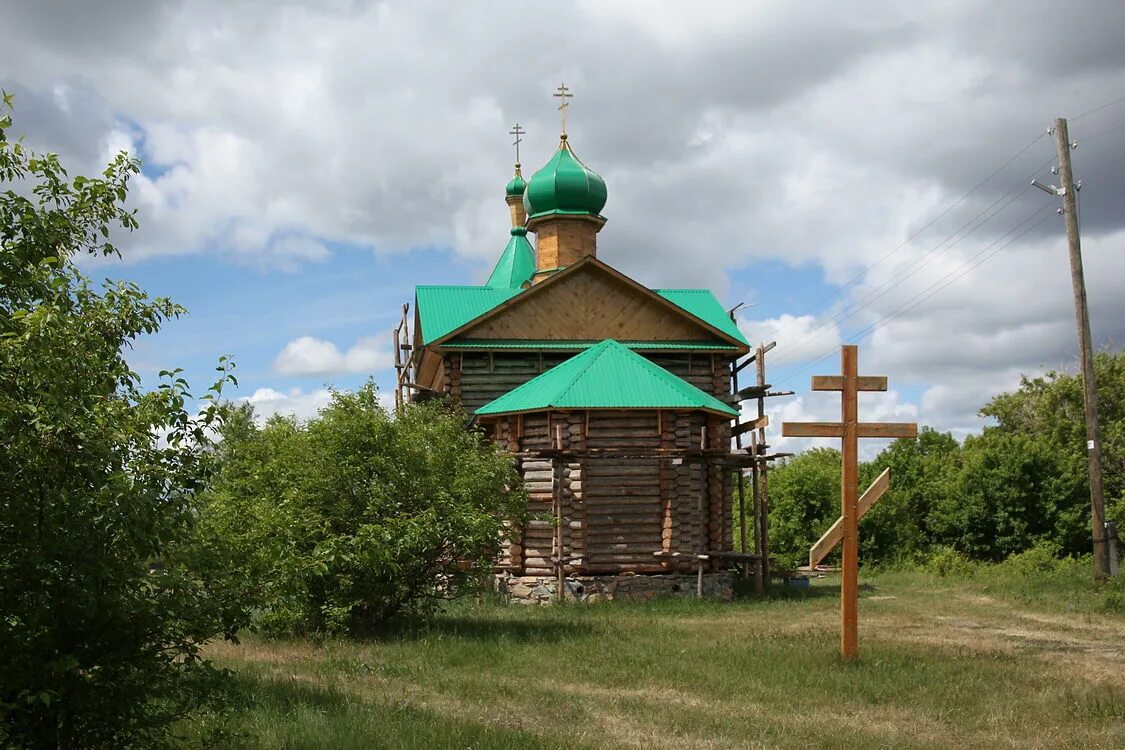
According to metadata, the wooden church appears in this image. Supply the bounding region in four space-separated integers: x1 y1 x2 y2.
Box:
402 93 757 602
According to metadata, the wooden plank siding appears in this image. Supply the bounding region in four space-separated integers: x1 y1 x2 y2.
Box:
450 264 721 343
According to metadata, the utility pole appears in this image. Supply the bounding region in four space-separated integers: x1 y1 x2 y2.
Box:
1047 117 1110 580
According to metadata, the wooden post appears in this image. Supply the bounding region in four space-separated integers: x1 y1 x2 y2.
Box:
1055 117 1110 580
755 344 771 585
782 345 917 661
750 433 764 592
759 456 771 585
553 456 564 602
840 345 860 660
731 356 751 582
697 460 707 598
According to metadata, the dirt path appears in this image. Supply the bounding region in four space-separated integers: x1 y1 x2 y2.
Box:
867 592 1125 686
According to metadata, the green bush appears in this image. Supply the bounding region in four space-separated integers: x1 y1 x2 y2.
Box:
1 100 238 748
762 448 840 570
192 387 527 635
923 546 976 578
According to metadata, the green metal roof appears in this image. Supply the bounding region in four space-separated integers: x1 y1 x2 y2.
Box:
474 340 739 417
443 339 738 351
485 227 536 289
416 267 749 349
523 139 607 220
416 286 520 344
655 289 749 345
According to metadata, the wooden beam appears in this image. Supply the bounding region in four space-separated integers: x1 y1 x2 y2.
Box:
732 414 769 437
809 468 890 568
735 384 773 400
781 421 844 438
856 422 919 439
811 375 888 392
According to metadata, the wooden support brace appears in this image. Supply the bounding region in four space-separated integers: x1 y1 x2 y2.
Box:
808 468 890 569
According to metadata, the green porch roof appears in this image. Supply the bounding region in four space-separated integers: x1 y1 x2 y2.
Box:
443 339 738 351
474 340 739 417
415 286 519 344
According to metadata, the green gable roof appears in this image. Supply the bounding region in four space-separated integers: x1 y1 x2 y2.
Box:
416 286 520 344
485 227 536 289
655 289 749 345
415 263 750 349
475 340 739 417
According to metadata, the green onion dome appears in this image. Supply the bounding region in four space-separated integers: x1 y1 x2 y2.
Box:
505 167 527 198
523 138 607 220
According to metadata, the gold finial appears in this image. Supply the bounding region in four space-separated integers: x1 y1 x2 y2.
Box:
509 122 525 169
553 83 573 138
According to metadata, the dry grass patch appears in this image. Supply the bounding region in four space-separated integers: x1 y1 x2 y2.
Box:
199 572 1125 749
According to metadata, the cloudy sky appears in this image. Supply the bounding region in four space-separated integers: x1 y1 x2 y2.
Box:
4 0 1125 453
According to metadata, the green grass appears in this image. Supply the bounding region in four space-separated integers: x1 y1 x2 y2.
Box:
198 570 1125 749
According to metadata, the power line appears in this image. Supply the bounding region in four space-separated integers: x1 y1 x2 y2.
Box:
775 200 1056 387
771 153 1056 366
1072 94 1125 122
759 131 1049 342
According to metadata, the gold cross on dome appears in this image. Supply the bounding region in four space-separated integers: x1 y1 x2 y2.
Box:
553 83 573 136
509 123 525 165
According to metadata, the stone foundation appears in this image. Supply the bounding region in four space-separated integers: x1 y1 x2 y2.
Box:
495 572 734 604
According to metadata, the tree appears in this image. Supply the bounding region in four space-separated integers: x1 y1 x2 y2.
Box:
766 448 841 570
863 428 960 563
192 385 527 635
762 351 1125 567
981 352 1125 550
1 99 237 747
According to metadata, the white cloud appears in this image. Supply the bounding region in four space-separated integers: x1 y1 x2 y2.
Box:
273 335 393 377
740 313 843 366
241 386 333 422
239 385 396 423
4 0 1125 447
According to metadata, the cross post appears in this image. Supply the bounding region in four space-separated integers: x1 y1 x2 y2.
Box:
553 83 573 136
509 123 525 166
782 344 917 661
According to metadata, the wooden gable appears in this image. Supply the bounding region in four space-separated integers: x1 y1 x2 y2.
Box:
433 258 744 347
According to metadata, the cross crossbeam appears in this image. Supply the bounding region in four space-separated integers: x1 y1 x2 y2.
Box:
781 422 918 439
781 345 917 661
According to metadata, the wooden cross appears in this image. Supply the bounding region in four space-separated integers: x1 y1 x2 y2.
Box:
509 123 525 166
553 83 573 136
782 344 917 661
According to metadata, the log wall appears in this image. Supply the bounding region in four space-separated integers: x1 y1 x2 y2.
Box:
493 408 734 576
462 351 735 577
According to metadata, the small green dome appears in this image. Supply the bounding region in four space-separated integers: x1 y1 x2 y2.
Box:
523 139 607 220
505 168 527 198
